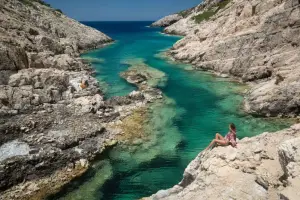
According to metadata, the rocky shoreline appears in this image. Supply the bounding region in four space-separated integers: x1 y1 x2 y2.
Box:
0 0 166 199
160 0 300 117
150 14 183 28
2 0 300 199
0 57 166 200
145 0 300 199
145 124 300 200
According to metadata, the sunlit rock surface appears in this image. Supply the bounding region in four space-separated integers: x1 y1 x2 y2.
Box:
160 0 300 117
146 124 300 200
151 14 183 28
0 0 160 199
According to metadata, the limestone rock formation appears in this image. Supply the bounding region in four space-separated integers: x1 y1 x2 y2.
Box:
278 137 300 199
0 0 113 117
146 124 300 200
0 0 159 199
151 14 183 28
158 0 222 35
161 0 300 117
145 0 300 199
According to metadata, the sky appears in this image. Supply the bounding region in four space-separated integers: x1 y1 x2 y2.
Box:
44 0 201 21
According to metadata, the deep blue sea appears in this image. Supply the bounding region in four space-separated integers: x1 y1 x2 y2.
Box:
51 21 292 200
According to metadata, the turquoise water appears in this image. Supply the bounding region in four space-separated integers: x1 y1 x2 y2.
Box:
52 22 292 200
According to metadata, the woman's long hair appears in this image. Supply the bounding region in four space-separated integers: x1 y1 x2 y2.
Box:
230 123 236 132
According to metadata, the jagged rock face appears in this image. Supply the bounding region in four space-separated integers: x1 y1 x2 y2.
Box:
0 0 113 117
164 17 196 36
151 14 183 27
0 2 164 196
0 0 112 53
0 0 123 194
146 124 300 200
162 0 223 35
163 0 300 117
278 137 300 199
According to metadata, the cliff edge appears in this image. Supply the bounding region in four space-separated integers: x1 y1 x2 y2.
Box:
147 0 300 199
0 0 156 199
150 14 183 28
146 124 300 200
156 0 300 117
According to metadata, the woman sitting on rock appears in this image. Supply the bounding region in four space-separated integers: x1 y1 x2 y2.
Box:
205 123 237 150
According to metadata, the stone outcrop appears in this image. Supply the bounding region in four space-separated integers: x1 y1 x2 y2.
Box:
0 0 113 118
0 0 163 199
0 58 166 200
160 0 300 117
158 0 223 35
151 14 183 28
146 124 300 200
146 0 300 199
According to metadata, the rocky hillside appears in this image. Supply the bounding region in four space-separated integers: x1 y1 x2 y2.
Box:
150 14 183 27
0 0 113 117
146 0 300 199
146 124 300 200
0 0 159 199
157 0 300 117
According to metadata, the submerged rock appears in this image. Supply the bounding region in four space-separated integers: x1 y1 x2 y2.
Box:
120 60 167 89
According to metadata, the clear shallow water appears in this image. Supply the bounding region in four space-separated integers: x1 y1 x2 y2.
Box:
52 22 293 200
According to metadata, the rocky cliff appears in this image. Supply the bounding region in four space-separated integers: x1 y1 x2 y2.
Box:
0 0 113 118
0 0 159 199
146 0 300 199
157 0 300 117
146 124 300 200
150 14 183 28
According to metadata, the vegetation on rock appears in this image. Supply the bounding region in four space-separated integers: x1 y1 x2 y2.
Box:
193 0 230 23
178 6 195 18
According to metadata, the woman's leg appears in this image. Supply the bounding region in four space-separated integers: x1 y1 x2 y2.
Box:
215 139 229 146
205 139 228 150
215 133 224 140
205 139 216 150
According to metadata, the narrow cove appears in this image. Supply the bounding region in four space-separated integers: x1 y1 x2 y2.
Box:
50 21 293 200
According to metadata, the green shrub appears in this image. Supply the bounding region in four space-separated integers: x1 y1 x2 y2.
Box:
37 0 51 7
178 6 196 18
193 0 230 23
178 10 190 18
193 10 216 23
55 9 63 14
217 0 230 10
